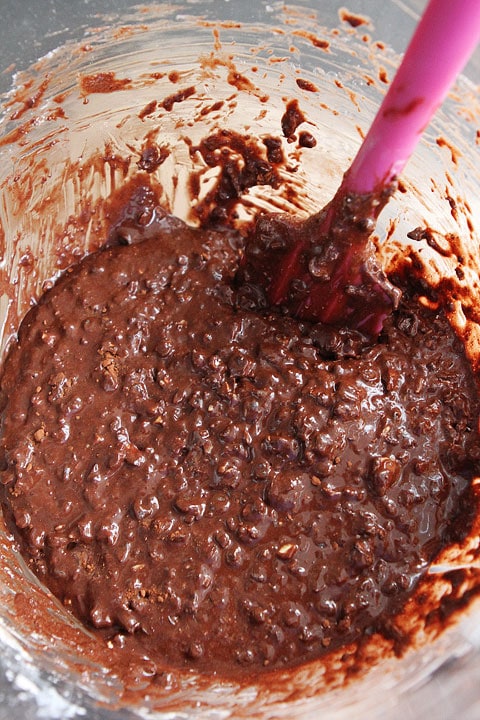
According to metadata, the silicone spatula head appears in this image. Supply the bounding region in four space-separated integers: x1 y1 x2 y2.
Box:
239 0 480 338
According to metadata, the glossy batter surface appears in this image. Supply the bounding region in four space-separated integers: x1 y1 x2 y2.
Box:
0 204 479 677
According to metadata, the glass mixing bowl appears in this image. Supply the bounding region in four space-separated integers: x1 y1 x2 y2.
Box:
0 1 479 718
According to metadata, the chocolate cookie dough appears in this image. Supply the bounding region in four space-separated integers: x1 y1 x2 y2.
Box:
0 189 479 678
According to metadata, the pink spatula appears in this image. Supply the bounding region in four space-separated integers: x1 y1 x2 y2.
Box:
239 0 480 338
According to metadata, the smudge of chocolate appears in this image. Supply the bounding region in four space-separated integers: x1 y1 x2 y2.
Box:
339 10 369 28
436 136 461 166
199 101 225 117
298 130 317 148
296 78 319 93
281 99 306 141
407 226 449 255
160 86 196 111
79 72 132 95
9 76 51 121
189 129 283 226
138 100 158 120
378 67 389 84
263 136 285 164
137 145 170 173
292 30 330 51
383 97 424 119
227 71 257 93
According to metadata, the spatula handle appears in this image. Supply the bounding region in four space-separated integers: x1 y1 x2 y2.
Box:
343 0 480 195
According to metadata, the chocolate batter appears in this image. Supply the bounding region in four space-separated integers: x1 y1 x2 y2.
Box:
0 186 479 678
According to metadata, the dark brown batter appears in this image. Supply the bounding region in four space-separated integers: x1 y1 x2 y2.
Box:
0 186 479 678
